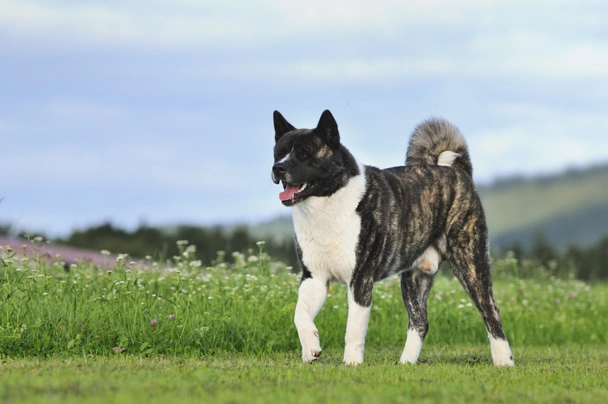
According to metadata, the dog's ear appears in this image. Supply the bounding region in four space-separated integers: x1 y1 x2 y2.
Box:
316 110 339 148
273 111 296 143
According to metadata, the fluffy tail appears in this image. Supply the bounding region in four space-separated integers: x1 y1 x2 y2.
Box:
405 118 473 177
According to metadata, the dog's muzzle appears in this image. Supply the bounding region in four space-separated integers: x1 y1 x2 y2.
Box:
271 162 287 184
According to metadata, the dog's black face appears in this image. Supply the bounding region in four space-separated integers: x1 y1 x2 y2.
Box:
272 110 352 206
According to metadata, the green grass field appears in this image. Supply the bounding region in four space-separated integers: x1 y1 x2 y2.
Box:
1 242 607 403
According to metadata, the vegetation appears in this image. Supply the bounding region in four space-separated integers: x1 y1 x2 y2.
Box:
500 233 608 281
5 221 298 270
1 240 607 402
1 347 607 404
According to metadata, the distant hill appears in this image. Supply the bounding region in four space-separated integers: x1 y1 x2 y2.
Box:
478 164 608 250
250 163 608 251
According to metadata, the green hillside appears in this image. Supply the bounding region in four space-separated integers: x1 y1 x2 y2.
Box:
252 164 608 251
479 164 608 250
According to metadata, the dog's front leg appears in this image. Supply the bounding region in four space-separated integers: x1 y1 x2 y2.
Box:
294 276 327 362
343 285 372 365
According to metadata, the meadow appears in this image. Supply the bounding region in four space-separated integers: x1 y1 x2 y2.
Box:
1 241 607 403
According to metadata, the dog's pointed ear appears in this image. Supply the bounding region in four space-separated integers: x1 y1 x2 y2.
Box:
316 110 339 148
273 111 296 143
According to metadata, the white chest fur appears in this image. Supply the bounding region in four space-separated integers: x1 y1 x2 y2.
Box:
292 164 367 284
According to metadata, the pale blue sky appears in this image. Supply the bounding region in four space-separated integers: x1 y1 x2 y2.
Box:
1 0 607 236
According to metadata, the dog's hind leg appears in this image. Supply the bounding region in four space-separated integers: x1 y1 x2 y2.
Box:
399 269 435 364
448 235 515 366
294 276 328 362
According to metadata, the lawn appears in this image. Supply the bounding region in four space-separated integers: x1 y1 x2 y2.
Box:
1 346 607 404
1 242 607 403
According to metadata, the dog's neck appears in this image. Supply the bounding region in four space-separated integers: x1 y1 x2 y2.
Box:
293 161 367 225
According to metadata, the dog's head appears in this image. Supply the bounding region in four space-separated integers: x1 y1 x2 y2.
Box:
271 110 357 207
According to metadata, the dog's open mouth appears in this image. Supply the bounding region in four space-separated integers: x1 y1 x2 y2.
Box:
279 181 315 206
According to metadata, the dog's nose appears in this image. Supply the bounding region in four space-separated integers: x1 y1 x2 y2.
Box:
271 162 288 184
272 162 287 176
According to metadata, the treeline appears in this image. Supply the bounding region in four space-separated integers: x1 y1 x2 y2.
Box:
5 222 298 269
1 222 607 281
56 222 299 267
497 234 608 282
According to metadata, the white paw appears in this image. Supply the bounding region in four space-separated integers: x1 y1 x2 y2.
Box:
489 335 515 367
300 328 322 363
399 354 418 365
493 357 515 367
343 346 364 365
400 329 423 364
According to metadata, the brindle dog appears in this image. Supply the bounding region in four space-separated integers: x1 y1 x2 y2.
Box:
271 110 514 366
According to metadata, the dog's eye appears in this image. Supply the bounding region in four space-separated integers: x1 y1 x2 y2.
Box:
298 150 311 160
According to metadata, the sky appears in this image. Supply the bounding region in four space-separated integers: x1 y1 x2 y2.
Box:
1 0 607 237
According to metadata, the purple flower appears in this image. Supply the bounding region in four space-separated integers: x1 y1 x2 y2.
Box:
168 314 175 321
151 319 158 327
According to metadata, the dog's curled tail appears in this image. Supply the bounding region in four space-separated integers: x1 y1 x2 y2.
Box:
405 118 473 177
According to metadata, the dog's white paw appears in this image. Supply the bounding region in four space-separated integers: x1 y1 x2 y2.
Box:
399 329 423 364
493 356 515 367
343 346 364 365
399 354 418 365
300 328 322 363
489 335 514 367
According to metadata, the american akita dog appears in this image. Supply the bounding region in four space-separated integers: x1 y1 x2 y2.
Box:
271 110 514 366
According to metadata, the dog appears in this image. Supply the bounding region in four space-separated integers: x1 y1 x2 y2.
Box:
271 110 514 366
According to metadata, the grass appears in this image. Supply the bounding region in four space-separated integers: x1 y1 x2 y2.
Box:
1 241 608 403
1 347 607 403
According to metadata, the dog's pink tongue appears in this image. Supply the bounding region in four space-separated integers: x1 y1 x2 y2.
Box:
279 185 299 201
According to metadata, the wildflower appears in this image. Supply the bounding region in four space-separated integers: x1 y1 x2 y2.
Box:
177 240 189 246
256 241 265 247
101 250 110 256
151 319 158 327
457 304 464 309
169 314 175 320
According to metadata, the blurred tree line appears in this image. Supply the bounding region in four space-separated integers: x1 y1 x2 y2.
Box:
0 222 297 269
55 222 299 268
1 222 606 281
498 234 608 282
